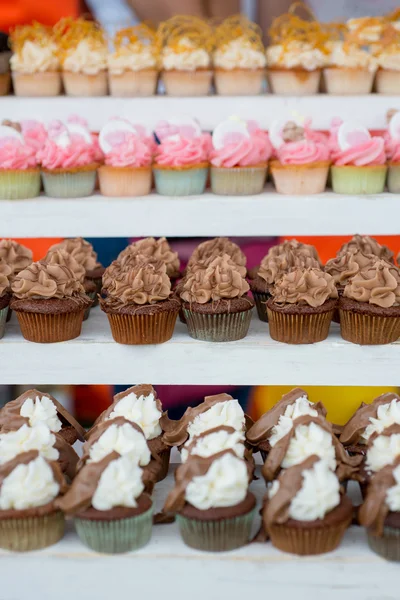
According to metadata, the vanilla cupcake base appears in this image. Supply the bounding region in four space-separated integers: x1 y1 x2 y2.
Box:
98 165 152 196
270 161 330 195
267 68 321 95
12 71 62 96
108 69 158 97
214 68 265 95
323 67 375 95
162 69 212 96
376 69 400 94
62 71 108 96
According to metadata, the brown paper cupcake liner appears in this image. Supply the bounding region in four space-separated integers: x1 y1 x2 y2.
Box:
267 308 334 344
252 292 270 322
268 517 351 555
367 526 400 561
182 308 253 342
339 309 400 345
107 310 179 344
0 510 65 552
15 310 85 343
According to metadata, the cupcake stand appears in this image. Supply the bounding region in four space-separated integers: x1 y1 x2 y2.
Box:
1 94 400 599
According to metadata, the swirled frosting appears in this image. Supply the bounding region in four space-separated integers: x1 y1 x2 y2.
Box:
271 267 338 307
11 261 84 300
108 42 157 73
37 139 96 170
10 41 59 74
104 134 152 168
325 250 377 286
91 455 145 510
162 37 210 71
88 421 151 466
0 259 11 297
338 235 394 263
266 42 327 70
187 237 246 273
180 254 249 304
181 427 245 463
258 251 320 285
118 237 180 279
0 240 32 278
343 260 400 308
327 41 376 71
0 424 59 464
155 134 210 167
366 429 400 473
0 136 37 170
102 260 171 306
277 140 329 165
211 133 270 168
48 238 100 272
44 249 86 283
332 136 386 166
63 40 107 75
214 37 266 70
20 120 48 154
268 239 320 262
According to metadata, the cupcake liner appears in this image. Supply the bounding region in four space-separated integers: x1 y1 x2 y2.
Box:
270 161 329 195
15 309 86 343
162 69 212 96
74 506 153 554
0 305 8 339
108 70 158 97
0 72 10 96
12 71 62 96
387 164 400 193
367 526 400 561
42 170 97 198
267 307 334 344
267 69 321 95
183 307 253 342
331 165 387 195
83 290 97 321
268 517 350 556
154 166 208 196
323 68 375 95
339 309 400 345
211 166 267 195
62 71 108 96
214 68 265 95
98 166 152 197
177 508 255 552
0 510 64 552
106 310 179 344
252 292 270 322
376 69 400 94
0 169 41 200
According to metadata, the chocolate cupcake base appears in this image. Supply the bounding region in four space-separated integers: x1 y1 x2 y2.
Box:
367 526 400 561
339 298 400 345
0 510 64 552
267 299 336 344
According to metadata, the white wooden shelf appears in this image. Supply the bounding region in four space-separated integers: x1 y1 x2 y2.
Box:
1 308 399 385
0 95 398 130
2 191 400 238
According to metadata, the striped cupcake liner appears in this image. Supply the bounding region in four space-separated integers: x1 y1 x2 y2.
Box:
0 510 64 552
211 166 267 195
41 170 97 198
268 518 351 556
367 526 400 561
177 508 255 552
182 308 253 342
252 292 270 322
267 308 334 344
106 310 179 344
0 306 8 339
388 164 400 194
0 170 41 200
154 167 208 196
15 310 85 343
74 506 153 554
331 165 387 195
339 309 400 345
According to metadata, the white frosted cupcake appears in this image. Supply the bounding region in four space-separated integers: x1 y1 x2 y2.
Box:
375 24 400 94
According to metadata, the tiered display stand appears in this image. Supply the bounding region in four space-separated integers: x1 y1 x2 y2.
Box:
1 95 400 598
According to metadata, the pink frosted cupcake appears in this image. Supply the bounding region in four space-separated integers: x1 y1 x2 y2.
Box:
0 123 40 199
210 117 271 195
37 120 98 198
98 118 152 197
154 118 210 196
20 120 48 155
269 117 330 195
330 119 387 194
385 110 400 193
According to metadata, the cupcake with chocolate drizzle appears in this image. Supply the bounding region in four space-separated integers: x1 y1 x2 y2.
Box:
117 237 180 282
0 239 32 280
337 235 394 263
187 237 247 275
0 259 11 338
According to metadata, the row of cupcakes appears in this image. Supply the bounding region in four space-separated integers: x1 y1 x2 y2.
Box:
3 112 400 200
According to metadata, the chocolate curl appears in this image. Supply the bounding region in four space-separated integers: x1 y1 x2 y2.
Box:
340 393 400 446
262 429 292 482
54 433 79 480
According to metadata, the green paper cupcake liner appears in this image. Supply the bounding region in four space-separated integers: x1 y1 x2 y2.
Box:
211 166 267 195
252 292 270 322
41 170 97 198
0 510 64 552
177 508 255 552
154 167 208 196
367 526 400 561
74 506 153 554
83 290 97 321
0 305 8 339
331 165 387 195
388 164 400 193
0 170 41 199
182 307 253 342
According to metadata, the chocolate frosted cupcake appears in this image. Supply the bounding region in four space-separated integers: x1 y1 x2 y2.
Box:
10 261 92 343
180 254 254 342
0 259 11 338
187 237 247 274
57 452 153 554
325 250 377 295
0 388 86 445
164 450 256 551
0 239 32 280
337 235 394 264
246 387 327 460
267 267 338 344
339 259 400 344
117 237 180 282
263 456 353 555
0 450 67 552
0 32 11 96
100 260 180 344
48 238 104 296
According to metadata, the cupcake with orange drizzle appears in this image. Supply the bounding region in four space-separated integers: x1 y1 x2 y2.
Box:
375 24 400 94
213 15 266 96
10 23 61 97
55 18 108 97
157 16 214 96
108 24 159 97
266 3 329 95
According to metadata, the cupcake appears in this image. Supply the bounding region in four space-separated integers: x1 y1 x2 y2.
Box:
267 267 338 344
0 123 40 199
154 117 210 196
210 117 271 195
10 261 91 343
385 110 400 193
164 451 256 551
246 387 326 460
0 260 11 338
37 120 98 198
55 18 108 96
98 118 152 197
108 24 158 97
339 259 400 345
116 237 180 282
157 16 214 96
9 23 61 96
100 260 180 345
0 31 11 96
337 234 394 263
57 453 153 554
0 388 86 445
47 237 104 294
269 117 330 195
325 249 377 301
359 456 400 561
329 119 387 195
0 451 67 552
179 254 254 342
180 425 247 464
187 237 247 274
213 15 266 95
263 456 353 555
0 239 32 285
361 426 400 495
375 24 400 94
88 384 171 481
